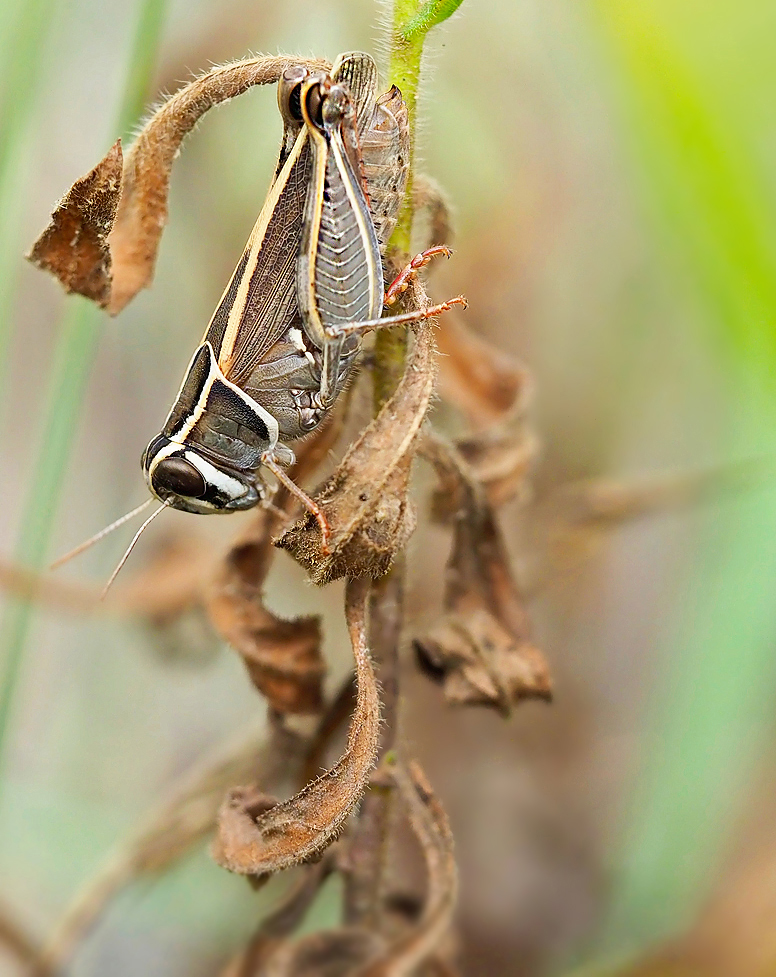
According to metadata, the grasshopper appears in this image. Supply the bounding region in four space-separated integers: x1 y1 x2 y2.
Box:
141 53 463 542
56 53 464 583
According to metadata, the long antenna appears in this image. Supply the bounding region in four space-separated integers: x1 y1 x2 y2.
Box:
100 502 168 600
50 499 154 570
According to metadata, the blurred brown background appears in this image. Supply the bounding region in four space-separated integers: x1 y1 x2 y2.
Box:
3 1 776 975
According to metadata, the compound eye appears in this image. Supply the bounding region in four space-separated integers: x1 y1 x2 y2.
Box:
304 83 325 129
279 65 308 121
154 457 207 498
322 85 349 126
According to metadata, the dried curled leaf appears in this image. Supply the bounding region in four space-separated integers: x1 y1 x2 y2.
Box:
413 176 454 251
436 313 530 431
415 608 550 712
212 578 380 877
28 56 330 314
339 572 405 930
431 421 538 518
416 435 552 714
359 760 458 977
434 311 538 513
276 322 436 584
219 763 458 977
27 140 123 307
34 719 305 977
254 929 385 977
205 509 324 714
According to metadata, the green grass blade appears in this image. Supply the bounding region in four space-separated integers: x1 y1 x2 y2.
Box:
575 0 776 962
0 0 61 409
0 0 170 778
114 0 169 141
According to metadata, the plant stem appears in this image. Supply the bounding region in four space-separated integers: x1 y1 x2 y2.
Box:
346 0 465 926
372 1 425 412
0 0 169 779
398 0 466 43
343 569 405 926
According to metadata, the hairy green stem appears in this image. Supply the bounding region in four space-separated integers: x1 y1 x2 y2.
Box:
399 0 466 42
0 0 169 778
373 0 463 411
372 2 423 412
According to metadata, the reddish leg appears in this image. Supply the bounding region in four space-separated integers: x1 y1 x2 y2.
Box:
384 246 453 307
328 295 467 340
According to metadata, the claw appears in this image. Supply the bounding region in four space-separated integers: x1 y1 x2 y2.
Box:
384 246 454 307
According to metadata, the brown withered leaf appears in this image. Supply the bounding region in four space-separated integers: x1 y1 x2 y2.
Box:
300 674 357 790
253 929 385 977
0 899 39 968
205 403 358 709
436 313 530 431
35 718 305 977
415 608 550 712
434 309 538 512
212 577 380 877
27 140 123 307
276 323 436 585
431 422 538 519
359 760 458 977
217 762 455 977
416 435 551 715
413 176 453 251
109 55 326 314
205 509 324 715
29 57 330 314
340 571 405 930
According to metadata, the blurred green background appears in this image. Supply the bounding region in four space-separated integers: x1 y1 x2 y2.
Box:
2 0 776 975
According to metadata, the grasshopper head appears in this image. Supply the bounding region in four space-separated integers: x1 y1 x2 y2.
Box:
142 436 265 515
